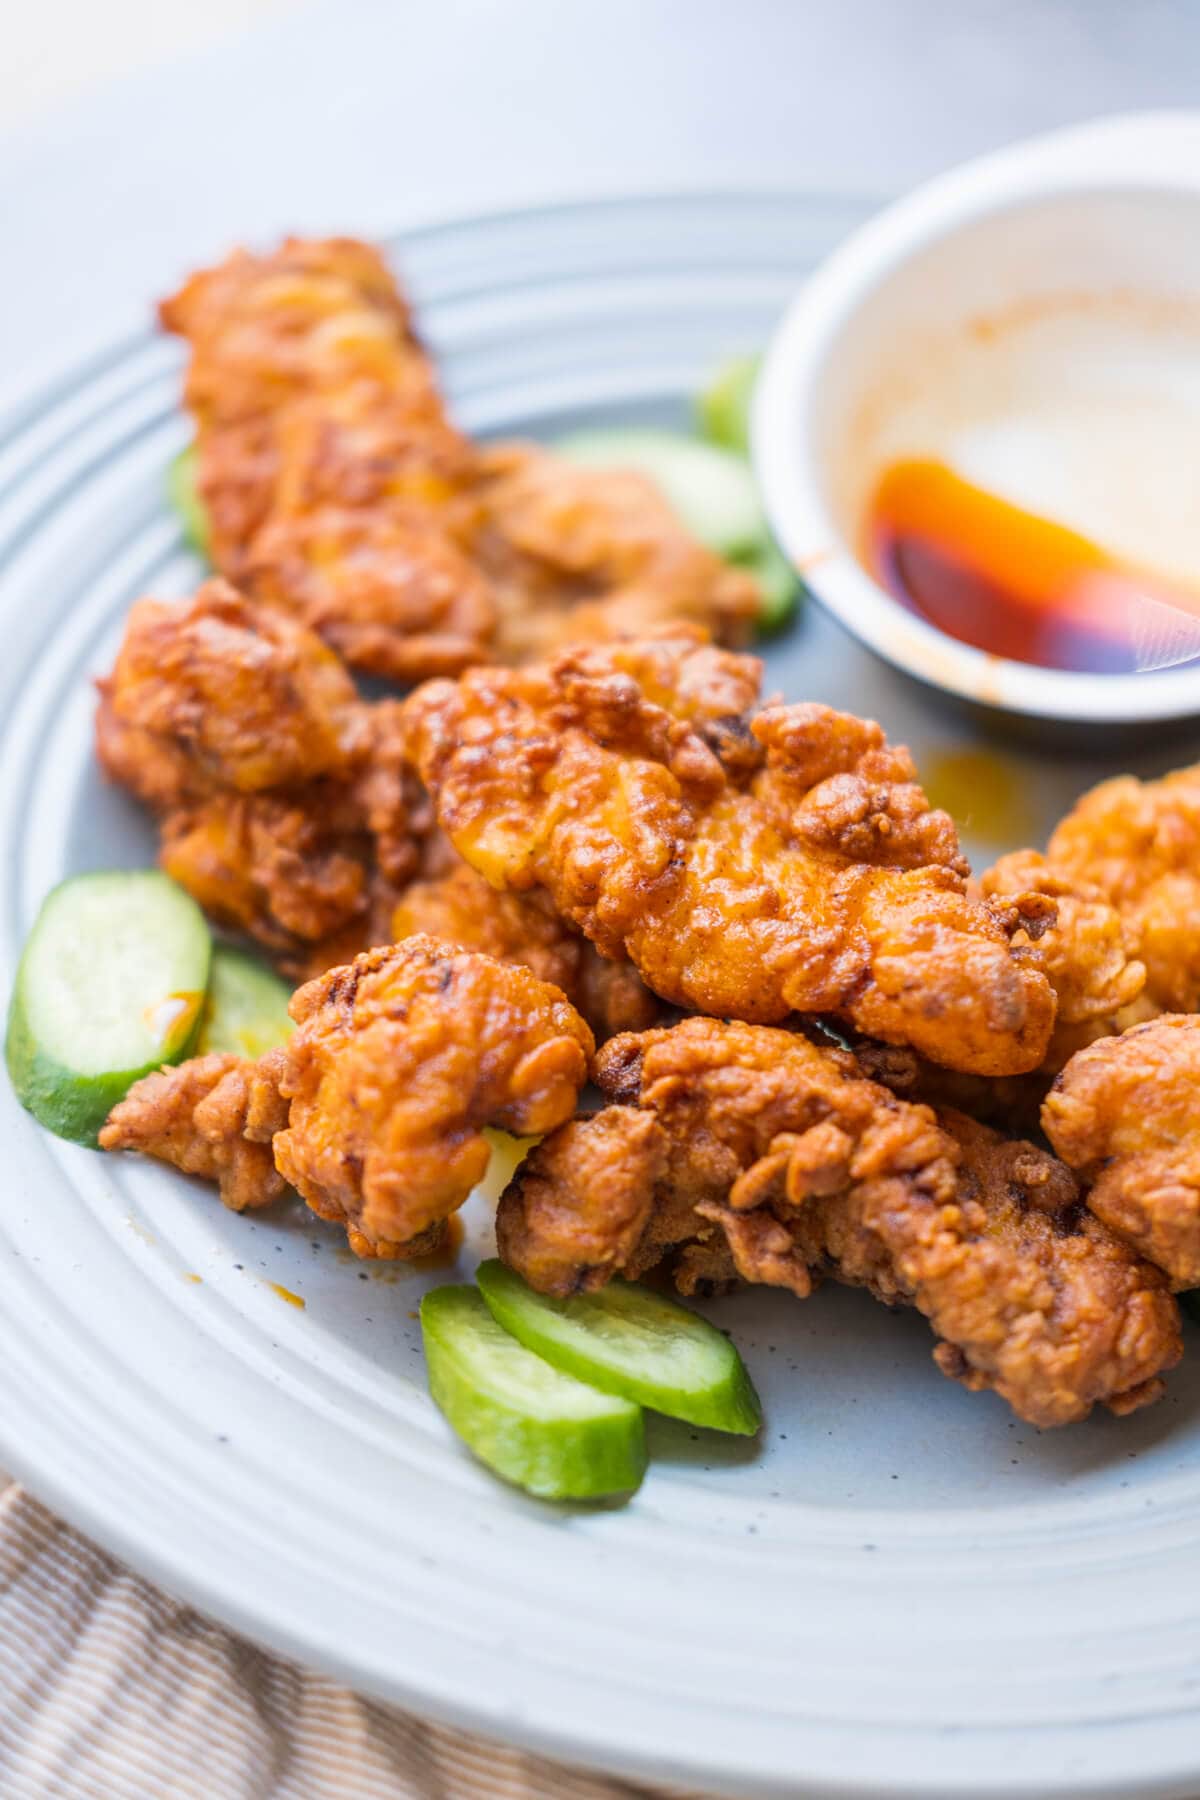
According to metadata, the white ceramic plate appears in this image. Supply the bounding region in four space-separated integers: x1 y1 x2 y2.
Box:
3 195 1200 1800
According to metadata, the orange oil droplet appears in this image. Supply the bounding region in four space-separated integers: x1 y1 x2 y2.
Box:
143 989 203 1050
267 1282 306 1309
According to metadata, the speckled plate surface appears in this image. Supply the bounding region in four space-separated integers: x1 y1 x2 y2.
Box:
2 195 1200 1800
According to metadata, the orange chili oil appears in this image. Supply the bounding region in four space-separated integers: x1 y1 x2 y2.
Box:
863 457 1200 673
919 746 1034 847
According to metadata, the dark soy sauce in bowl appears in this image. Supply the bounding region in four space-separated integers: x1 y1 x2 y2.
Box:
865 457 1200 674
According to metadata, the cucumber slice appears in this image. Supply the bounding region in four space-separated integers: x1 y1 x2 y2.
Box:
731 537 800 633
696 353 760 455
421 1285 646 1501
476 1259 761 1436
168 446 210 558
197 946 294 1060
6 871 211 1146
555 427 766 559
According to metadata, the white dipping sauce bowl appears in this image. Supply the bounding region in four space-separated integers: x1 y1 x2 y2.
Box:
753 112 1200 725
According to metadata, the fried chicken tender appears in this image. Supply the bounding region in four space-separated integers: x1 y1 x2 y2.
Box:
99 1052 289 1212
850 1035 1050 1139
403 632 1055 1074
101 938 593 1259
497 1020 954 1297
1043 1014 1200 1288
980 849 1146 1067
96 581 426 964
272 937 593 1257
1042 764 1200 1018
913 1110 1178 1422
498 1019 1179 1426
498 1106 675 1295
162 238 759 676
391 863 660 1040
852 849 1148 1124
161 237 494 680
474 443 758 661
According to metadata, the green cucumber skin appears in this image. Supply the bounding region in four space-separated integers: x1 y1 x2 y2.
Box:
477 1260 762 1437
6 871 211 1148
6 985 125 1148
168 446 211 559
696 353 760 456
5 974 204 1149
730 538 799 633
421 1288 646 1501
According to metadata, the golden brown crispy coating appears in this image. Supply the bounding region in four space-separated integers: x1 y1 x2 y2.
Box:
96 582 426 961
497 1019 1180 1425
403 632 1055 1074
849 844 1147 1126
718 1102 1178 1425
474 443 759 661
501 1019 961 1302
391 862 660 1041
1043 1014 1200 1288
160 237 417 572
162 238 759 675
245 392 497 683
496 1106 673 1297
161 237 418 432
910 1109 1178 1422
1044 765 1200 1017
850 1034 1050 1140
100 939 593 1260
156 795 368 951
851 841 1145 1124
980 849 1146 1068
99 1052 289 1212
161 237 494 680
95 579 367 797
273 936 593 1257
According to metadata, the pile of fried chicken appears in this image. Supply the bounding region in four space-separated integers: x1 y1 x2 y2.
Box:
96 236 1200 1432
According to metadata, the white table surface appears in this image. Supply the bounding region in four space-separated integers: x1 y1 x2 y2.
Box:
2 0 1198 420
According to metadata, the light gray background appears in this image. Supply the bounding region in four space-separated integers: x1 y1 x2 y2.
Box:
2 0 1199 417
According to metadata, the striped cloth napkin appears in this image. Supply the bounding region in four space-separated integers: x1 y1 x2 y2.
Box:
0 1477 705 1800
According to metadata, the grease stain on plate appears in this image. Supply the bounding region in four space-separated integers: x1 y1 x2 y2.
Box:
411 1214 465 1268
921 746 1034 845
266 1282 306 1309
